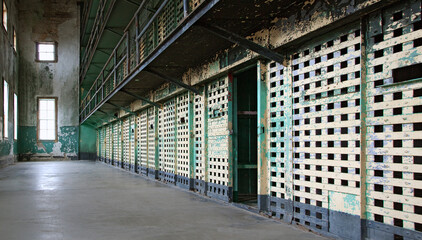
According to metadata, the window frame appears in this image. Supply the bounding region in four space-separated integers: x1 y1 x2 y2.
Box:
2 0 7 32
35 42 58 62
37 97 58 142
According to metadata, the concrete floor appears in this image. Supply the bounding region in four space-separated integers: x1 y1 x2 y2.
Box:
0 161 326 240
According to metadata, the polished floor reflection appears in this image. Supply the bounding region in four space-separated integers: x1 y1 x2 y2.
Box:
0 161 325 240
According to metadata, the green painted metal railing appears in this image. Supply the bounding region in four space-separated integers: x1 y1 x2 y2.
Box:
80 0 205 124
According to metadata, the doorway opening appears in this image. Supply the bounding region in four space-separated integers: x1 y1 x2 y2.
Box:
233 66 258 207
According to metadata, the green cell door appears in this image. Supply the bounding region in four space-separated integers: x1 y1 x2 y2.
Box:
233 66 258 205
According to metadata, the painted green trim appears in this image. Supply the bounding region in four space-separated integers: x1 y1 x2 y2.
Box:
232 75 239 201
227 74 234 197
257 60 269 197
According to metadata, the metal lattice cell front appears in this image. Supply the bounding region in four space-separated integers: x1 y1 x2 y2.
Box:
365 1 422 238
129 115 136 172
162 99 176 183
147 107 157 176
194 92 206 194
268 62 293 222
138 111 148 175
113 122 122 167
176 93 191 189
123 118 130 170
291 25 362 232
106 125 113 164
207 77 231 201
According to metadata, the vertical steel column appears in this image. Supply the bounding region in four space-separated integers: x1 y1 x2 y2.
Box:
183 0 189 17
257 60 270 212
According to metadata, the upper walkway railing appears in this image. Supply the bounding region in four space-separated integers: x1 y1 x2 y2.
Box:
80 0 116 84
79 0 205 123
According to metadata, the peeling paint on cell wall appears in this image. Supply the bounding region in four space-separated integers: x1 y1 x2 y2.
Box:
0 0 19 167
93 0 422 239
17 0 80 161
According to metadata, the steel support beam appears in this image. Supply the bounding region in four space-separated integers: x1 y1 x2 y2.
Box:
106 102 134 115
124 0 140 7
197 23 284 64
120 89 161 108
105 27 124 37
145 68 200 94
98 109 117 119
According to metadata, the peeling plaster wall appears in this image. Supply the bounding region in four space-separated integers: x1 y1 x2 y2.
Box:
18 0 79 160
0 0 19 167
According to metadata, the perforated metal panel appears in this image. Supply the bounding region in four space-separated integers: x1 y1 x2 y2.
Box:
129 115 136 172
207 77 231 201
113 122 122 166
148 107 156 173
157 0 183 45
158 108 164 178
292 26 362 231
268 23 362 231
138 111 148 174
106 125 113 164
268 62 292 221
366 1 422 237
176 93 190 188
123 118 130 169
194 92 206 193
163 99 176 183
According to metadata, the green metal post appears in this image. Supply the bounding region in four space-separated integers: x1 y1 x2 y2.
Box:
257 60 269 212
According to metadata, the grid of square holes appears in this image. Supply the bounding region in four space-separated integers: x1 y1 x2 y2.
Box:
139 26 154 63
113 122 122 165
177 93 190 180
158 108 164 173
366 0 422 235
138 110 148 171
207 78 230 196
129 115 136 169
189 0 203 12
163 99 176 175
100 128 106 160
290 26 362 231
157 0 183 45
194 93 205 192
148 107 156 170
268 62 291 221
99 127 104 161
123 118 130 166
106 125 113 162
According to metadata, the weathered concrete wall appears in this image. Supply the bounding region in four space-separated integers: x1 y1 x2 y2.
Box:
0 0 19 167
18 0 79 160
